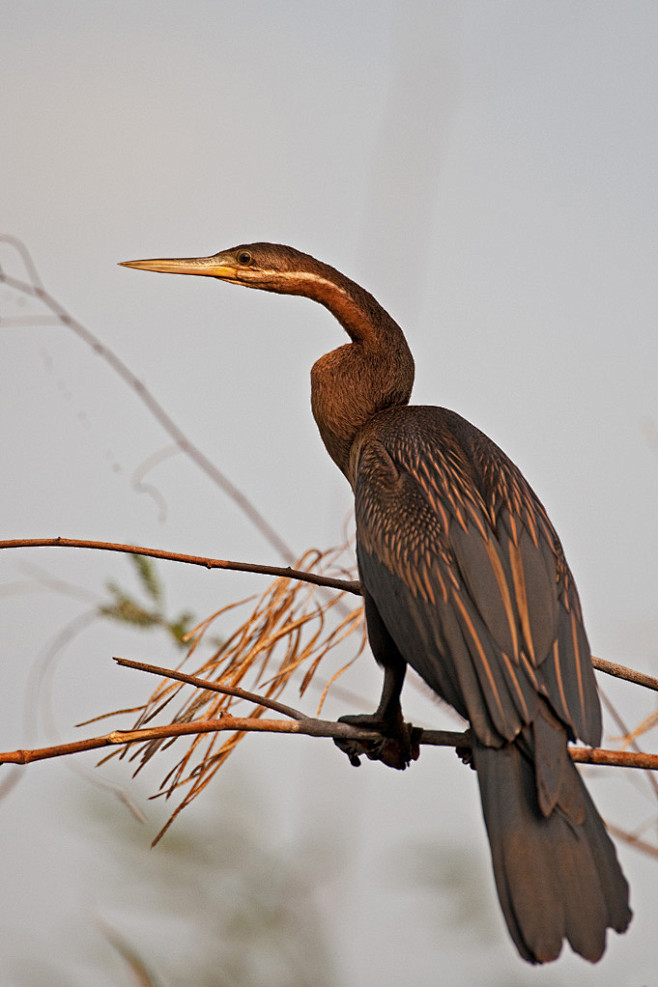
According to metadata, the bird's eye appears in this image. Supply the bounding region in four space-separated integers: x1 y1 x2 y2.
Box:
237 251 252 265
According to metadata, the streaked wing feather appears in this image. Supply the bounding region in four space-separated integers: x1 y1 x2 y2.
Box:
354 407 598 747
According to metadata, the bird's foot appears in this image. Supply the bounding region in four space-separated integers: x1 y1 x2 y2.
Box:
455 729 475 770
334 713 421 771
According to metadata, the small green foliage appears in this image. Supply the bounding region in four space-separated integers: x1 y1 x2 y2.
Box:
167 612 195 646
132 553 162 605
100 584 162 629
98 557 197 650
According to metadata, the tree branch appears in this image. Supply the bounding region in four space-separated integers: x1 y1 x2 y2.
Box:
4 539 658 694
113 656 309 721
0 237 295 562
2 721 656 770
0 716 451 766
0 537 361 595
592 655 658 694
606 823 658 861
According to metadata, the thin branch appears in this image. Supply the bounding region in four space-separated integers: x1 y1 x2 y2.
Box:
598 686 658 801
592 655 658 693
0 716 404 765
96 919 159 987
0 236 294 562
3 637 656 771
113 656 308 721
3 541 657 691
121 658 657 769
568 747 658 769
0 233 45 288
606 823 658 861
0 537 361 595
2 714 656 770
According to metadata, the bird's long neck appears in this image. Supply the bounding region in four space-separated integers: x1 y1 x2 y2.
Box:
301 263 415 482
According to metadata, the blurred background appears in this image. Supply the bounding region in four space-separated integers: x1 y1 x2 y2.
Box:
1 2 657 984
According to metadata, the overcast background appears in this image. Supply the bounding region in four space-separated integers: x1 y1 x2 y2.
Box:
1 3 657 985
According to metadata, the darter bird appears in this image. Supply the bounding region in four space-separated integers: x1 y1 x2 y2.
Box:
121 243 631 964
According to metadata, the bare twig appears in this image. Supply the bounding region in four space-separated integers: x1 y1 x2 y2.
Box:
119 657 657 769
96 919 159 987
1 716 656 770
606 823 658 861
113 656 308 721
0 717 412 765
2 656 655 773
599 688 658 800
102 547 366 832
568 747 658 769
593 655 658 694
3 537 657 696
0 537 360 595
4 541 658 692
0 235 294 561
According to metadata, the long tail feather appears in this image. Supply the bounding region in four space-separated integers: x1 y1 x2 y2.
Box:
473 738 631 963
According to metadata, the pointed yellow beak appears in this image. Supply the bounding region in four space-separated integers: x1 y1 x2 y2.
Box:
119 255 240 282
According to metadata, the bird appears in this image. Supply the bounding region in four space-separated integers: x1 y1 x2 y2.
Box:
121 242 631 964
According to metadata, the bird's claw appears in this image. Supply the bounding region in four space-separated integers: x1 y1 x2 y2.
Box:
334 714 421 770
455 729 475 769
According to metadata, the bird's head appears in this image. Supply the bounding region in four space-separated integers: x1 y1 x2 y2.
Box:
120 242 334 296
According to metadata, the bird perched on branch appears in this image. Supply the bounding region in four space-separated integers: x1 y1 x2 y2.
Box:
121 243 631 964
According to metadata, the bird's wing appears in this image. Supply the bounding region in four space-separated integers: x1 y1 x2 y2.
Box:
353 415 601 748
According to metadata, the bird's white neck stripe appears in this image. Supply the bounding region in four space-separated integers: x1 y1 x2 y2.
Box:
260 269 348 296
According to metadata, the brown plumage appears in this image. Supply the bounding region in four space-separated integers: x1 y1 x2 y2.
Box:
121 242 631 963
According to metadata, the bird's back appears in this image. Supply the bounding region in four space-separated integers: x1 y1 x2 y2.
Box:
351 403 630 962
351 403 601 748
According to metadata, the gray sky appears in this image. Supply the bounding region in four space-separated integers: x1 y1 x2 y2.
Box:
1 2 657 984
